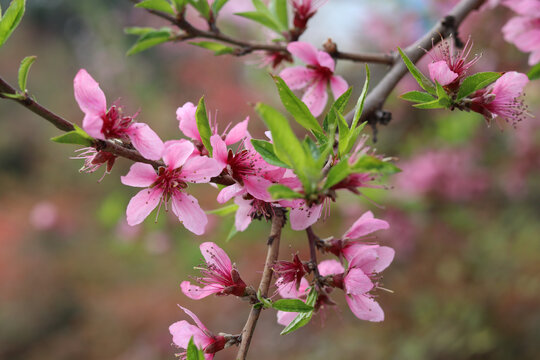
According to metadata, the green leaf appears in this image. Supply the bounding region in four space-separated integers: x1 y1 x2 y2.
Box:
400 90 436 103
212 0 229 15
189 0 211 19
189 41 234 55
257 290 273 309
413 99 446 109
207 204 239 216
250 139 290 168
135 0 175 15
435 81 451 108
226 222 238 242
127 29 172 56
51 125 94 147
398 47 436 95
1 92 25 100
336 109 350 157
195 96 213 156
456 72 503 100
528 62 540 80
323 87 352 132
350 64 370 130
171 0 187 12
235 11 282 33
17 55 36 92
324 159 351 189
280 287 317 335
272 299 314 312
186 337 204 360
124 26 159 36
351 155 401 175
272 75 324 134
0 0 25 49
269 0 288 29
268 184 303 200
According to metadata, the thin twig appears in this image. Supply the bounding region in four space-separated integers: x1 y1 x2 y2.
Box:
236 207 285 360
347 0 487 126
306 226 322 281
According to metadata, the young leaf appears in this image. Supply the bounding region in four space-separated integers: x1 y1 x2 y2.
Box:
257 290 273 309
268 184 303 200
1 92 25 100
413 99 446 109
0 0 25 49
397 47 436 95
352 155 401 175
51 125 94 147
127 29 172 56
323 87 352 132
400 90 436 103
324 159 351 189
235 11 282 34
186 337 204 360
212 0 229 15
195 97 213 156
226 222 238 242
171 0 187 12
272 299 314 312
350 64 370 130
456 72 503 100
189 41 234 55
280 287 317 335
435 81 451 108
18 55 36 92
207 204 239 216
269 0 288 29
528 62 540 80
135 0 175 15
189 0 211 19
272 76 324 134
250 139 290 168
336 109 350 157
124 26 158 36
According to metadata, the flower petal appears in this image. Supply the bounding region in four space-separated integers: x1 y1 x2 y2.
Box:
180 281 221 300
287 41 319 66
163 140 195 169
330 75 348 99
82 113 105 139
279 66 317 90
74 69 107 116
344 268 374 295
346 244 395 274
180 156 222 183
171 192 208 235
210 134 229 170
277 310 298 326
217 183 245 204
317 50 335 72
318 259 345 276
289 201 323 231
178 306 211 333
345 294 384 322
234 197 252 232
176 102 201 141
169 321 209 349
428 61 458 86
342 211 389 239
243 175 272 202
121 163 157 187
126 122 164 161
126 187 162 226
225 117 249 145
199 242 233 273
301 79 328 117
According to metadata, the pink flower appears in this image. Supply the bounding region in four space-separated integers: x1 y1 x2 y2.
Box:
73 69 164 160
121 140 222 234
280 41 348 116
292 0 328 29
274 254 309 292
181 242 247 299
502 1 540 66
71 147 116 180
276 277 310 326
169 306 226 360
469 71 529 125
427 37 479 87
233 196 276 231
176 101 249 156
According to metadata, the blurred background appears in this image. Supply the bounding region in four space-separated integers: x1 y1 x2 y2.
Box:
1 0 539 359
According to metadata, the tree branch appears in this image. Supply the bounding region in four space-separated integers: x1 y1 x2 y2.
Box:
348 0 487 126
306 226 321 280
236 207 285 360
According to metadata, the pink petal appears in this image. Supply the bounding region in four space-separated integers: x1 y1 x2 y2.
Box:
342 211 390 239
346 244 395 274
199 242 232 272
330 75 348 99
171 192 208 235
126 187 162 226
180 281 221 300
225 117 249 145
344 268 374 295
243 175 272 201
277 310 298 326
176 102 201 141
121 163 157 187
169 321 210 349
287 41 319 66
316 50 335 72
180 156 222 183
279 66 317 90
289 201 323 231
163 140 195 170
178 305 211 333
512 29 540 53
529 49 540 66
210 134 229 169
491 71 529 105
73 69 107 116
318 259 345 276
82 114 105 139
126 122 164 161
302 79 328 117
217 183 245 204
345 294 384 322
234 197 252 232
428 61 458 86
278 277 309 299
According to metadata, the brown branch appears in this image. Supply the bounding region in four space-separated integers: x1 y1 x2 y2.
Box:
236 208 285 360
306 226 321 280
130 0 393 65
347 0 487 126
